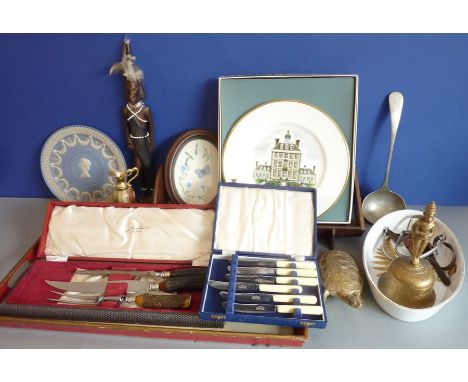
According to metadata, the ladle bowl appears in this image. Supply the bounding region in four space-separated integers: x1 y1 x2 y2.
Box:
362 186 406 224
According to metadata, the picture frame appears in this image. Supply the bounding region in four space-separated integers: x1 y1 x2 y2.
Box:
218 74 358 224
164 129 219 205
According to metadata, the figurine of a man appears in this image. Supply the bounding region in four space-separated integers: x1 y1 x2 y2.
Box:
110 38 154 200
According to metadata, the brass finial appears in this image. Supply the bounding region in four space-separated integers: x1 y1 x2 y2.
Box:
424 201 436 220
410 201 436 265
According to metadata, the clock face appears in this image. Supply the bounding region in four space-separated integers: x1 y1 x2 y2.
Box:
171 137 218 204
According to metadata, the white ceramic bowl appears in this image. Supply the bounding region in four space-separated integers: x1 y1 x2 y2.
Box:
363 209 465 322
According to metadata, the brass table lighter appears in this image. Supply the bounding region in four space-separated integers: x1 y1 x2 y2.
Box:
378 202 437 308
110 167 139 203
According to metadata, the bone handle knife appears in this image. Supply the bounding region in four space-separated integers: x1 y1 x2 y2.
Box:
271 294 317 304
257 284 303 294
237 259 316 270
228 274 318 286
229 266 317 277
275 305 324 315
266 276 317 286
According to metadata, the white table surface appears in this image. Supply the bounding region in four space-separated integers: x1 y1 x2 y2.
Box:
0 198 466 349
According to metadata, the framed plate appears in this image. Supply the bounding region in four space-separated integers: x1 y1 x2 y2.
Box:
165 129 219 204
222 100 350 217
40 125 126 202
218 75 358 224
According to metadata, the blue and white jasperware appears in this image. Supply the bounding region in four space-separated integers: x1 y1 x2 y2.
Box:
40 125 127 202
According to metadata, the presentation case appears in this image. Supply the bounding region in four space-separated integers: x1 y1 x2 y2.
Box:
0 200 309 347
200 183 327 329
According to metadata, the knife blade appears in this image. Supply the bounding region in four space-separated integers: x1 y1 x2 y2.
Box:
229 266 317 278
225 274 318 286
225 302 323 316
48 291 192 309
208 280 302 294
46 274 205 294
74 267 207 278
219 291 317 305
234 258 316 270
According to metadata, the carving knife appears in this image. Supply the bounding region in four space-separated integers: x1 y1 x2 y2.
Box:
208 280 302 294
229 266 317 278
219 291 317 305
233 258 316 270
225 274 318 286
46 275 205 294
74 267 207 278
48 291 192 309
223 302 323 315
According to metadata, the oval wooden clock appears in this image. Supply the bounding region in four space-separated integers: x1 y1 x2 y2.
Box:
164 129 218 205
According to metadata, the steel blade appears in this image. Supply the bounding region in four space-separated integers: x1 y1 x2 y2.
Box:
47 298 98 305
219 291 274 303
75 269 158 277
45 280 153 294
46 280 107 294
225 274 275 284
229 266 274 276
209 281 301 293
231 266 317 277
226 302 276 314
235 258 316 270
208 281 260 293
50 291 100 300
237 259 276 268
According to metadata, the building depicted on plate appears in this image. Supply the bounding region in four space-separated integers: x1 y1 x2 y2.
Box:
253 162 272 182
253 131 316 187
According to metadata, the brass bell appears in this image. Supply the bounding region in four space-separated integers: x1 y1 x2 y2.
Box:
109 167 139 203
378 202 437 309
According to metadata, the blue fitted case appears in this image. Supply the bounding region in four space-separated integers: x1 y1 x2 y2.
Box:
199 182 327 329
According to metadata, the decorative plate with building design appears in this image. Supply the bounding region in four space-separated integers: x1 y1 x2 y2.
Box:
222 100 350 217
40 125 126 201
165 129 218 204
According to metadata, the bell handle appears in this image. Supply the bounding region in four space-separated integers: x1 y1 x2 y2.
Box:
126 167 139 185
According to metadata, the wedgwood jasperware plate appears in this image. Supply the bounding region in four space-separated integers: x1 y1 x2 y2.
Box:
222 100 350 217
41 125 127 201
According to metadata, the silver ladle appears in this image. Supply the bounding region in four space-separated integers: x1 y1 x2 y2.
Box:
362 92 406 224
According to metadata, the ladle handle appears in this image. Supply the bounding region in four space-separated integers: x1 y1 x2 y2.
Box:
382 92 404 188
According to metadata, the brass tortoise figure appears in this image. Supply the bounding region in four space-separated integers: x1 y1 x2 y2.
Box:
319 249 364 308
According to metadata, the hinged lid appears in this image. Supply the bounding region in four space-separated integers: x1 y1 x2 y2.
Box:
212 183 317 259
38 201 214 264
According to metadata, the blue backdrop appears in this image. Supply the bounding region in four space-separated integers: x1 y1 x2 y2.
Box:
1 34 467 205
